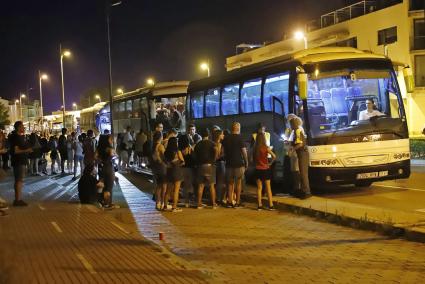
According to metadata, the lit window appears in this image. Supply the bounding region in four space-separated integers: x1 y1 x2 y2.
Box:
264 73 289 115
222 83 239 115
205 88 220 117
241 78 261 114
191 91 204 119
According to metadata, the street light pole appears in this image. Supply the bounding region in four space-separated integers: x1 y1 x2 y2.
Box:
106 0 121 140
19 94 26 121
60 44 66 129
39 71 48 130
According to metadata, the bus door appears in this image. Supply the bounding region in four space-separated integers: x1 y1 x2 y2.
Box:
272 96 286 185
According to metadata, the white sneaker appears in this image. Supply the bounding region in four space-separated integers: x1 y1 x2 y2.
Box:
172 208 182 213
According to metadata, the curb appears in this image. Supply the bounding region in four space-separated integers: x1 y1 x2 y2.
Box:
242 194 425 243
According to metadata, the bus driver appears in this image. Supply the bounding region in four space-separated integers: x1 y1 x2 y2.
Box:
358 99 384 120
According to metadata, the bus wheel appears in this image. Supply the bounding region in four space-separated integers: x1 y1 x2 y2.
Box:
355 181 373 188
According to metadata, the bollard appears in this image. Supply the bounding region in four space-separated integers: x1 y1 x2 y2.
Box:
159 232 164 241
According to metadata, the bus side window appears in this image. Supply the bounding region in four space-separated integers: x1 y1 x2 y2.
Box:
241 78 261 113
191 91 204 119
264 72 289 115
205 88 220 117
222 84 239 115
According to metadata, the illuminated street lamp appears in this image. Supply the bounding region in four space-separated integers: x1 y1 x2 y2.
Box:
146 78 155 86
19 94 26 121
116 88 124 95
72 102 77 110
39 71 48 130
95 94 101 103
60 45 71 128
294 31 308 49
200 62 210 77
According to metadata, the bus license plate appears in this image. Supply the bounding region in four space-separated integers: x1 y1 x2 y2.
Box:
356 171 388 179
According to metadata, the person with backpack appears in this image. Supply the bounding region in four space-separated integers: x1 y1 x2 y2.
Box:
58 128 68 174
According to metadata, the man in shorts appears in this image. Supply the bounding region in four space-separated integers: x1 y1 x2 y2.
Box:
222 122 248 208
9 121 33 206
194 128 217 209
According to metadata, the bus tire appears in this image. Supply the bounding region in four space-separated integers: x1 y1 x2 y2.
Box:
354 181 373 188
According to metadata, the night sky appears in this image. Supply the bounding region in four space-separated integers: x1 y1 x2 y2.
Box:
0 0 354 113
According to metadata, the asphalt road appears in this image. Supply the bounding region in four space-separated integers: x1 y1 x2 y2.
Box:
316 164 425 214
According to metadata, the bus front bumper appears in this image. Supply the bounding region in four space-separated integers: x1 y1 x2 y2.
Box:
309 160 410 185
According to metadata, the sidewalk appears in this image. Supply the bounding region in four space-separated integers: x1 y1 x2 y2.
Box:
0 172 207 283
242 187 425 242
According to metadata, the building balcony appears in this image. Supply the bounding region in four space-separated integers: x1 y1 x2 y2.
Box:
306 0 403 32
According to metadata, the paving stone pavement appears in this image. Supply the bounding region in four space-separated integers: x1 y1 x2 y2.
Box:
0 173 207 284
122 173 425 284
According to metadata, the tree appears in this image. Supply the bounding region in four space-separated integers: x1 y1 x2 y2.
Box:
0 103 10 128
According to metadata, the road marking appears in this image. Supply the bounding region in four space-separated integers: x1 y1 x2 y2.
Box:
111 221 130 234
76 253 97 274
375 184 425 192
415 209 425 213
51 221 63 233
38 204 46 211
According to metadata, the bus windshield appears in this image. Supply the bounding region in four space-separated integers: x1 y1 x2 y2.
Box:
305 69 405 141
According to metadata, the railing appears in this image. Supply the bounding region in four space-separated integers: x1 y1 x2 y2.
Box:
306 0 403 32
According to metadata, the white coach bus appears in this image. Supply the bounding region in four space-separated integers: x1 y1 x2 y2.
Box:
187 47 411 187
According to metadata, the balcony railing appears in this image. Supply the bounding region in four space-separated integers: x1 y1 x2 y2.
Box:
306 0 403 32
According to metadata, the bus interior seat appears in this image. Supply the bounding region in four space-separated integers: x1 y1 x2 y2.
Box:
308 90 320 98
307 100 326 133
348 86 362 97
330 88 348 115
320 90 333 114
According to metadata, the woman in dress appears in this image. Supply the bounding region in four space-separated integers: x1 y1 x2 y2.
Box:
164 136 184 212
253 132 276 210
151 131 167 210
96 134 117 208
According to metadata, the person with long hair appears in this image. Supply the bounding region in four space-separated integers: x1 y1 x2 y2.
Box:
212 129 226 205
164 136 184 212
96 134 117 208
253 132 276 210
290 116 311 199
151 131 167 210
179 134 195 207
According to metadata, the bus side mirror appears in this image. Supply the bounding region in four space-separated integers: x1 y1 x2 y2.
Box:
403 66 414 93
298 73 308 100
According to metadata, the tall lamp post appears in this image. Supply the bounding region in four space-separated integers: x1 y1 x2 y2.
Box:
39 71 48 130
106 0 122 140
19 94 26 121
294 31 308 49
200 61 210 77
60 45 71 129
